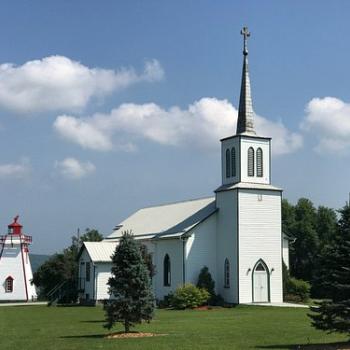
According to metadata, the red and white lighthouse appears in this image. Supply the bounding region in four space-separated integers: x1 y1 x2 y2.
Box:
0 216 37 301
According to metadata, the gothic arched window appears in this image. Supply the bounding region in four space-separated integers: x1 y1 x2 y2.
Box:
163 254 171 286
5 276 13 293
231 147 236 177
224 258 230 288
248 147 255 177
256 148 263 177
226 149 231 178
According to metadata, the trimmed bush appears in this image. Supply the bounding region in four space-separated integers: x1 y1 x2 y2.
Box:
170 283 210 309
197 266 215 297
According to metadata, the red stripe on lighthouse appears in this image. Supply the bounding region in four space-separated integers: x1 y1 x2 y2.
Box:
20 242 29 302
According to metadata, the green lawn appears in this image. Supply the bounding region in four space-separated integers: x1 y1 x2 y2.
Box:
0 305 348 350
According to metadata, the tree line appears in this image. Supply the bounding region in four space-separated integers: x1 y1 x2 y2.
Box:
282 198 338 297
32 228 104 302
284 198 350 335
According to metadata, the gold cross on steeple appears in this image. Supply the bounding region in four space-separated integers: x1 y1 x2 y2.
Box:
241 26 250 56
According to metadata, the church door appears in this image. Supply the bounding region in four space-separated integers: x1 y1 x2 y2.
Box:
253 261 269 302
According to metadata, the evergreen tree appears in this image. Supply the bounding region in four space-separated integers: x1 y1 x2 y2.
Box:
197 266 215 297
312 207 338 297
139 243 156 279
104 232 154 333
309 204 350 334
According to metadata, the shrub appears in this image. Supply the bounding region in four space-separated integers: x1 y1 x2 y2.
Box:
210 293 225 306
285 277 311 303
197 266 215 297
170 283 210 309
283 261 310 303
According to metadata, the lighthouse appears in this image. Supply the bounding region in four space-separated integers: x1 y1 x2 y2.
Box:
0 216 37 301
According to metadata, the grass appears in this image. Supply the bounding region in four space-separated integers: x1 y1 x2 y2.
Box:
0 305 348 350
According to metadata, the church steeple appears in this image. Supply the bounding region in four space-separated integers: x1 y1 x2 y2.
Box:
236 27 256 136
219 27 271 187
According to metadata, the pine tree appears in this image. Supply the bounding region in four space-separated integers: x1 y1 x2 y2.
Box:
309 204 350 334
104 232 154 333
197 266 215 297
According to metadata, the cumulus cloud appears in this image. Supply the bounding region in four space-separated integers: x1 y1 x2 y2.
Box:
0 158 30 179
0 56 164 114
55 157 96 179
53 116 112 151
53 97 302 156
302 97 350 153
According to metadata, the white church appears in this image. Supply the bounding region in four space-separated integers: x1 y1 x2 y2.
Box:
78 28 289 305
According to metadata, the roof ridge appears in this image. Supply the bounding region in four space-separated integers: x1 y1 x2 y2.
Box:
139 195 215 210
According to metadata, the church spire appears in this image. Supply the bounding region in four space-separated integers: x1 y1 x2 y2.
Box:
236 27 256 135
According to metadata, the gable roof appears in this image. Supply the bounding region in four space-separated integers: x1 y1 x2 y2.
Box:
106 196 216 240
81 241 118 262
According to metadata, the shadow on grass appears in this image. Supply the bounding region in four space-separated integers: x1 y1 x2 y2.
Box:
80 320 105 323
256 340 350 349
60 334 106 339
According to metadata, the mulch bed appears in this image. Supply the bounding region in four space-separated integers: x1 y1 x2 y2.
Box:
194 305 211 311
106 332 167 339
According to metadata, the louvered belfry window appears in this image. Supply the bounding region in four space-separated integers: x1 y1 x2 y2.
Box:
248 147 254 177
226 149 231 178
231 147 236 177
256 147 263 177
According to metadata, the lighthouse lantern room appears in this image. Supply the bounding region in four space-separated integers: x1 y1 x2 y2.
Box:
0 216 37 301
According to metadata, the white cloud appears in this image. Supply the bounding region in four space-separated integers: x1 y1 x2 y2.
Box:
53 115 112 151
55 157 96 179
0 158 30 179
54 97 302 156
302 97 350 153
0 56 164 114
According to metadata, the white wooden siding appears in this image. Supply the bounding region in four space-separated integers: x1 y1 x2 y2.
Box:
282 238 289 269
238 189 283 303
78 249 95 300
154 239 183 300
96 263 112 300
185 213 217 290
215 190 239 303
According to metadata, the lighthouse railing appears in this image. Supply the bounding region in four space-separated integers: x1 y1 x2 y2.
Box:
0 234 32 244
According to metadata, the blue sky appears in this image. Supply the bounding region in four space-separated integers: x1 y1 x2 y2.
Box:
0 1 350 253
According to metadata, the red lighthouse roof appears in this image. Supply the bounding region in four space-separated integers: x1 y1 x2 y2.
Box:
8 215 23 235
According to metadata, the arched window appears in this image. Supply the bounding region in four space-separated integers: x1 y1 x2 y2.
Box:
5 276 13 293
248 147 254 177
224 258 230 288
231 147 236 177
256 148 263 177
226 149 231 178
255 262 266 271
163 254 171 286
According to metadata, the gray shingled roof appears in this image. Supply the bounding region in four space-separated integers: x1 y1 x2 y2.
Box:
106 196 217 240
